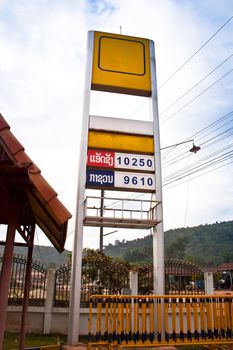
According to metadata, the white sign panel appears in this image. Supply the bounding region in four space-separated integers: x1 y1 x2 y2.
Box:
115 152 154 171
115 171 155 191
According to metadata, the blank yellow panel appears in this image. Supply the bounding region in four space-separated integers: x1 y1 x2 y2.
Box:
88 131 154 153
91 31 152 97
99 37 145 75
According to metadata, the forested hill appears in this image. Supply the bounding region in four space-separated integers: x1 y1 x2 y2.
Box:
0 245 70 268
0 221 232 268
104 221 233 267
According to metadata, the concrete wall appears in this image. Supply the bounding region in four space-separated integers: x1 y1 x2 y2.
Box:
6 306 91 335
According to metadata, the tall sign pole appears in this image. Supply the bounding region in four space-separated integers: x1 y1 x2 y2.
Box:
67 31 94 345
150 41 165 295
68 31 164 345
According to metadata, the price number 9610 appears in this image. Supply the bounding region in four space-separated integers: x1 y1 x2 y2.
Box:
123 175 154 187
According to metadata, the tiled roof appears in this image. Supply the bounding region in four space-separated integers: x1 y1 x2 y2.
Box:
217 263 233 271
0 113 72 252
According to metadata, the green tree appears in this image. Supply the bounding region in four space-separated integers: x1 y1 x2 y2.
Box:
166 236 188 259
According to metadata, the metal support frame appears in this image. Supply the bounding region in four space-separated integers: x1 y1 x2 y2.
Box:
0 221 36 350
68 31 94 345
19 224 35 350
99 190 104 253
0 223 16 348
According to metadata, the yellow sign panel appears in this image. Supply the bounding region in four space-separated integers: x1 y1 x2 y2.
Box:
88 131 154 154
91 31 151 97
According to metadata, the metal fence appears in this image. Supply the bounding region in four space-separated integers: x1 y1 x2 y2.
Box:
54 254 130 307
138 259 205 295
165 258 205 294
1 253 206 307
53 261 71 307
0 254 47 306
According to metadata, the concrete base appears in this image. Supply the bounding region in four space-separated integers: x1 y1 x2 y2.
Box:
62 344 87 350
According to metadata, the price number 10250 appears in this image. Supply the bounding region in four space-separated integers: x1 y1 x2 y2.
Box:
115 153 154 171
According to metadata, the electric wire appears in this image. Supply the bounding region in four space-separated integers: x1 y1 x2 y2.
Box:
163 126 233 169
161 68 233 124
162 110 233 166
158 15 233 89
199 126 233 148
195 117 233 144
160 53 233 116
164 147 233 184
162 112 233 187
164 142 233 183
162 109 233 157
163 151 233 186
163 133 233 183
183 154 191 227
164 143 233 182
103 191 150 210
128 54 233 120
164 158 233 190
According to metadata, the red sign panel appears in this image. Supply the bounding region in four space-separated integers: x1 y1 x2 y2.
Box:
87 150 114 168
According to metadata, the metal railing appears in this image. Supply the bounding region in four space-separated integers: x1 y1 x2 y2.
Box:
0 254 47 306
138 260 205 295
88 294 233 348
1 254 207 307
54 261 71 307
53 255 130 307
84 196 160 228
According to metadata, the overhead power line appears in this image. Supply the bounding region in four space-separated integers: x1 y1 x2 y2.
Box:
161 68 233 124
159 15 233 89
160 53 233 116
163 122 233 169
164 144 233 183
163 149 233 186
164 158 233 190
162 110 233 166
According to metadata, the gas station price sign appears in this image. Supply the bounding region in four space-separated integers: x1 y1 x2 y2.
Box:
87 149 154 171
86 168 155 192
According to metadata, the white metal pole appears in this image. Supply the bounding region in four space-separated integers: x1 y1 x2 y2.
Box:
150 40 165 295
67 31 94 345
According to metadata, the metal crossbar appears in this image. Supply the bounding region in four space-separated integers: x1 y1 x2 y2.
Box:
88 294 233 349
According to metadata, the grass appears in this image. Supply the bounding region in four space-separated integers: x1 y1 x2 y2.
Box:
3 332 67 350
4 333 232 350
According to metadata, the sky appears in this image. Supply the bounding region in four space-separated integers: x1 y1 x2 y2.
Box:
0 0 232 251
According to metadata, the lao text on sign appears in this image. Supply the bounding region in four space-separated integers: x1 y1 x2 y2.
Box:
86 169 155 192
87 149 155 171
